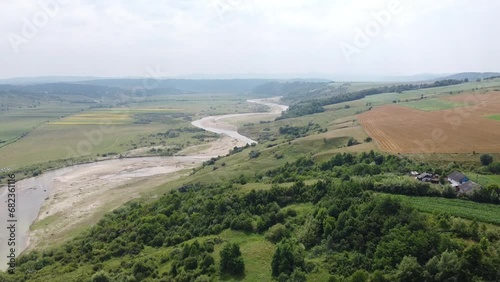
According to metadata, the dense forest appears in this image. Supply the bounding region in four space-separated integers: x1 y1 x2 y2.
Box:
2 151 499 281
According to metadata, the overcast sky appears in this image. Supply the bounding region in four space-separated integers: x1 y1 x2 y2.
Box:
0 0 498 79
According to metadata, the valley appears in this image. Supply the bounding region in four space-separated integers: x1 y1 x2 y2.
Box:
0 98 286 271
1 77 500 281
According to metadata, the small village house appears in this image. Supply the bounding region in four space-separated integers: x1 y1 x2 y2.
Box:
447 171 469 187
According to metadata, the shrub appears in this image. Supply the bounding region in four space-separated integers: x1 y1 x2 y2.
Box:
347 138 358 147
488 162 500 174
249 150 261 159
220 243 245 276
91 271 112 282
480 154 493 166
271 239 305 277
184 257 198 270
265 223 290 243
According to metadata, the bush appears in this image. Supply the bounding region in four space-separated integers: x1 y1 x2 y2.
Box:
395 256 424 282
265 223 290 243
201 254 215 269
133 259 157 280
220 243 245 276
184 257 198 270
230 214 254 232
91 271 112 282
290 269 307 282
347 138 358 147
480 154 493 166
488 162 500 174
249 150 261 159
350 269 369 282
271 239 305 277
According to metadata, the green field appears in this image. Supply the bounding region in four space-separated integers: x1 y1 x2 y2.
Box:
401 98 464 111
400 78 500 97
213 230 277 282
465 172 500 187
0 103 88 147
361 91 415 105
392 195 500 225
0 94 264 171
487 114 500 121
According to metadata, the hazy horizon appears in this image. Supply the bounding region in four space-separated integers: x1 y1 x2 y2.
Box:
1 0 499 78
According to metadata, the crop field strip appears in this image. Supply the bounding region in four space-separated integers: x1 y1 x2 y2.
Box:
487 115 500 121
357 92 500 153
48 108 185 125
391 195 500 225
0 103 89 145
400 98 465 111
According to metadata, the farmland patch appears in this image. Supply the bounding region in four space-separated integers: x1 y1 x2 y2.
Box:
358 92 500 153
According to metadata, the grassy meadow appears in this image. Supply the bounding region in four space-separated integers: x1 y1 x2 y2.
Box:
0 93 263 172
0 103 89 147
400 98 464 111
464 172 500 187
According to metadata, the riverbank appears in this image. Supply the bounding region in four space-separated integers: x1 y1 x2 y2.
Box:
0 98 287 270
191 98 288 144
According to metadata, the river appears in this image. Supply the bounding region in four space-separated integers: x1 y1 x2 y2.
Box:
0 98 287 271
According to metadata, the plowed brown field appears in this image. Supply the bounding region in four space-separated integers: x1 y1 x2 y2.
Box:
357 92 500 153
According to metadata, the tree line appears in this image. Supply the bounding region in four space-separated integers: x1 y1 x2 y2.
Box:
277 79 465 119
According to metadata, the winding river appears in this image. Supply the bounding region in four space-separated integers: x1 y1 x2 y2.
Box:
0 98 287 270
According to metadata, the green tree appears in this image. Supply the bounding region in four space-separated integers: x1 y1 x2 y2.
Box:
265 223 290 243
395 256 424 282
370 270 389 282
480 154 493 166
374 155 384 165
349 269 369 282
436 251 461 281
220 243 245 276
194 275 211 282
469 220 480 240
289 269 307 282
461 244 483 277
297 217 320 249
201 253 215 269
133 258 157 280
91 271 112 282
184 257 198 270
271 239 305 277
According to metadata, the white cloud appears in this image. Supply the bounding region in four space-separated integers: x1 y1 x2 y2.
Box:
0 0 498 78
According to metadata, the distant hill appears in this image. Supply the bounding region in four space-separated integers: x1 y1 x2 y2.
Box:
0 83 127 99
0 76 106 85
379 73 447 82
79 79 276 93
0 77 279 93
441 72 500 81
0 79 282 96
251 81 330 97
